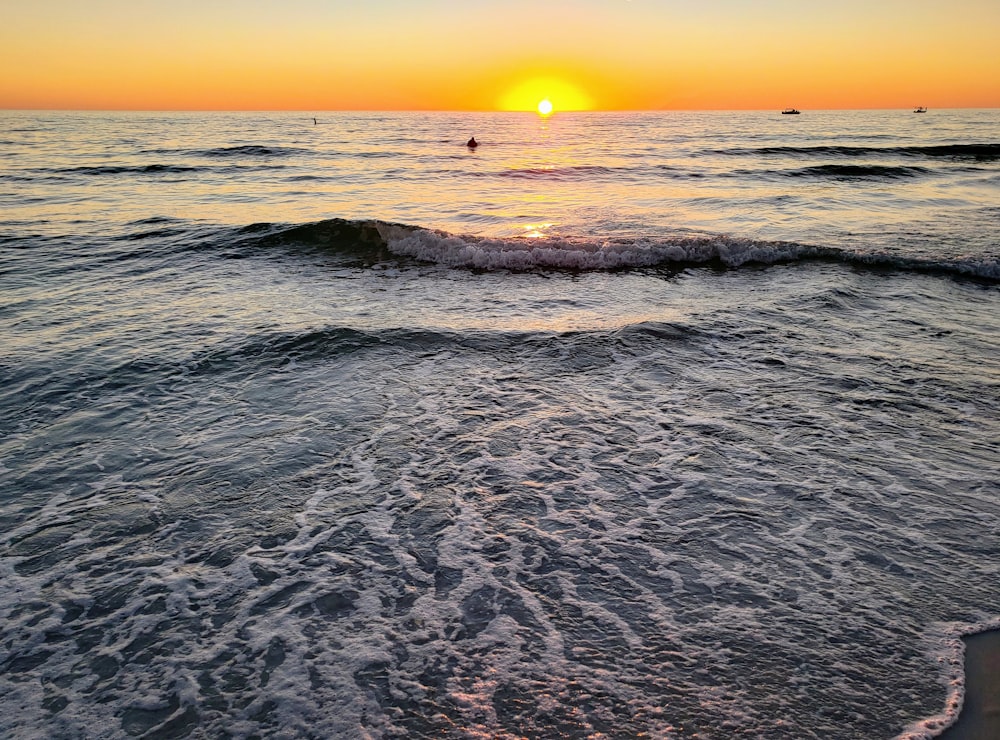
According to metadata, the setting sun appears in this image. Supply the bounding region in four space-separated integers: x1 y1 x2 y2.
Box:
498 77 592 112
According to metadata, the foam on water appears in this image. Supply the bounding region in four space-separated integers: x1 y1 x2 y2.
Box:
2 259 998 737
2 109 999 738
172 215 998 279
377 221 815 270
897 619 1000 739
371 221 1000 279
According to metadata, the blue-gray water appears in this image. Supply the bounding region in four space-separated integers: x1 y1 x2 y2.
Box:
1 110 999 739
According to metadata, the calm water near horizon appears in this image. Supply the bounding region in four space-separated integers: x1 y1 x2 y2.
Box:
1 110 998 738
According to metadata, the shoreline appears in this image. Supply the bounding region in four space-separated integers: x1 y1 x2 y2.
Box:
938 629 1000 739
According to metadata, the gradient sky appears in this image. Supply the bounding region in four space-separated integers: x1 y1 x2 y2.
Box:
3 0 998 110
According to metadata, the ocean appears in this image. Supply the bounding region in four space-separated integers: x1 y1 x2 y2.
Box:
1 109 998 739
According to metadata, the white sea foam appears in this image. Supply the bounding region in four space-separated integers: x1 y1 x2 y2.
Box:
377 222 813 270
896 617 1000 740
3 330 998 737
375 222 1000 278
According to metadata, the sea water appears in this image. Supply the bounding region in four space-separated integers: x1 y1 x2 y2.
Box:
1 110 998 739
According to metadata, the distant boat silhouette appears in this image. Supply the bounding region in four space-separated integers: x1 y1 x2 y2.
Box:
781 108 801 115
914 106 927 113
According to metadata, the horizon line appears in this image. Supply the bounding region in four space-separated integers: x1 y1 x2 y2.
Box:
2 106 996 114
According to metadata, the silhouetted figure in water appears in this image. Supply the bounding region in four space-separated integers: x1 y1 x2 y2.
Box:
466 136 478 148
313 118 317 125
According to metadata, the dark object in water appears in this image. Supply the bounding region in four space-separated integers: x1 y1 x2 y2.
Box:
782 108 801 115
466 136 478 148
914 106 928 113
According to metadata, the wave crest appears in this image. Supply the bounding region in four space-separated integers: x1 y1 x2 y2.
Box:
787 164 930 179
137 145 310 158
380 225 998 280
156 218 998 281
378 225 820 270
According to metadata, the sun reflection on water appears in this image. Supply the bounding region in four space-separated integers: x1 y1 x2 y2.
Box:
522 222 555 238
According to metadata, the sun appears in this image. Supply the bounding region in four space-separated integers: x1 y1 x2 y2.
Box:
497 77 592 112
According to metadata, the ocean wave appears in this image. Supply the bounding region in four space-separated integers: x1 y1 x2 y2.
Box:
195 145 310 158
137 144 311 158
184 320 703 378
3 323 677 392
381 224 818 270
9 163 292 181
728 164 930 180
3 326 464 409
497 165 628 180
708 144 1000 160
186 327 388 375
218 218 999 280
455 164 702 181
786 164 931 179
8 165 203 180
63 164 201 175
375 222 999 279
19 217 992 282
478 162 934 182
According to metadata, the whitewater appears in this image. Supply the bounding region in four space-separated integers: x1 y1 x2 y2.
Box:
1 109 998 739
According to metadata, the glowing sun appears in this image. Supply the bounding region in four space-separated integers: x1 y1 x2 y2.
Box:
498 77 592 112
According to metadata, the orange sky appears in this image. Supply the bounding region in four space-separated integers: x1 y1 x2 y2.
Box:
2 0 998 111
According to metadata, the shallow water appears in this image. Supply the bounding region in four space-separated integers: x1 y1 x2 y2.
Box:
1 110 999 738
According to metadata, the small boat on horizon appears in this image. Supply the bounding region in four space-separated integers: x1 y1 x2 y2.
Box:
914 106 928 113
781 108 801 115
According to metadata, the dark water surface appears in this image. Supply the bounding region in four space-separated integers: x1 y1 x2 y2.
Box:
1 110 999 739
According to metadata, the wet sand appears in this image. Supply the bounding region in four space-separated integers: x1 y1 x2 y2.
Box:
938 630 1000 739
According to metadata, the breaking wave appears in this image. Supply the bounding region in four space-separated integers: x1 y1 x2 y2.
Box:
236 219 1000 280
